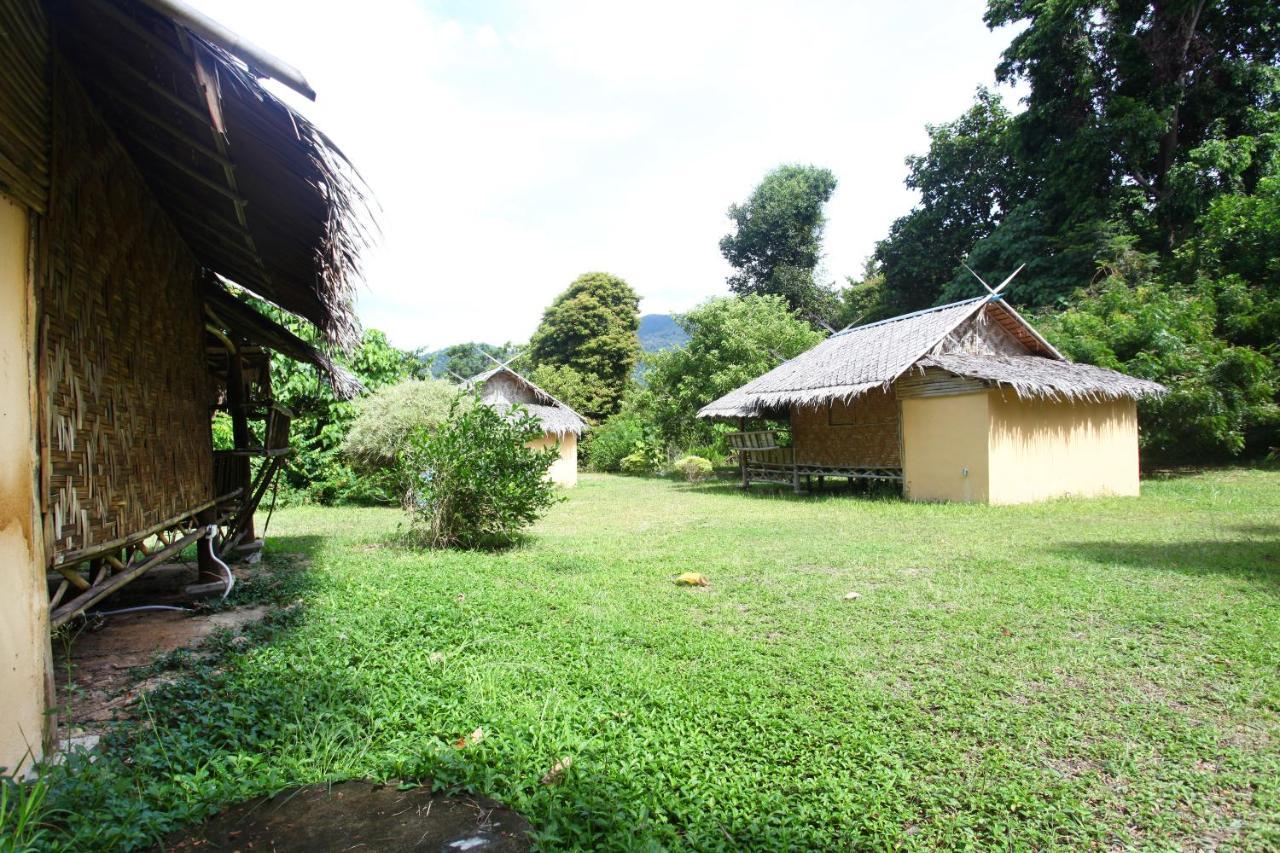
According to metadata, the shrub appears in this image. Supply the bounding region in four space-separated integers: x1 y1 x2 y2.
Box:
399 401 560 549
584 412 648 472
344 379 465 470
618 438 664 476
673 455 713 483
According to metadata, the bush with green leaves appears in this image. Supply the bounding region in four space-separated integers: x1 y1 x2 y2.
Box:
619 438 665 476
583 411 649 472
673 455 713 483
399 401 560 549
342 378 466 496
1039 241 1279 461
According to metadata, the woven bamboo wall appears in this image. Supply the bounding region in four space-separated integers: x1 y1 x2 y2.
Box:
40 60 213 558
0 0 50 213
792 387 901 468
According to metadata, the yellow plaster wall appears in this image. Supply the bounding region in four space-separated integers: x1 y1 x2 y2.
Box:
901 392 990 502
987 392 1139 503
528 432 578 487
0 193 49 773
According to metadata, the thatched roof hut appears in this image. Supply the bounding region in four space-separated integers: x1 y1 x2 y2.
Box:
0 0 371 771
470 367 587 486
700 296 1163 418
700 295 1164 503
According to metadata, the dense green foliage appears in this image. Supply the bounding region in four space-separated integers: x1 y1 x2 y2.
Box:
526 363 612 422
399 401 560 549
528 272 641 421
28 470 1280 849
341 378 466 497
1038 238 1279 460
634 295 823 452
270 324 417 505
580 411 651 473
721 164 840 324
865 0 1280 461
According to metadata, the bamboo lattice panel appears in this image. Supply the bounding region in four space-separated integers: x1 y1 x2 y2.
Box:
792 387 901 469
41 61 214 558
0 0 50 212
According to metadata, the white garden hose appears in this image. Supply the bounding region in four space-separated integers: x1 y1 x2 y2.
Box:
207 524 235 600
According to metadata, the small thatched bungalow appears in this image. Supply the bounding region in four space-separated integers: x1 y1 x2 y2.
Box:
2 0 366 772
699 295 1165 502
470 367 587 487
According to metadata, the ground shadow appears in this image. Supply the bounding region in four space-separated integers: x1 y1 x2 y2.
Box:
684 477 905 503
1052 532 1280 594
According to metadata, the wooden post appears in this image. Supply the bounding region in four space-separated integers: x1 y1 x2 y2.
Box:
738 417 748 489
195 506 220 583
225 351 255 542
789 409 801 494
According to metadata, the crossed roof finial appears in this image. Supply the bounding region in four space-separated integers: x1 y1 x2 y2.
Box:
961 263 1025 301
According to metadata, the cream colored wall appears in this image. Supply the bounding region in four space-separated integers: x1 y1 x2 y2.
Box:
987 392 1139 504
528 432 578 487
0 193 49 773
901 392 990 502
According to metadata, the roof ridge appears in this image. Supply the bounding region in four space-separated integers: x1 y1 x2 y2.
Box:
834 296 985 337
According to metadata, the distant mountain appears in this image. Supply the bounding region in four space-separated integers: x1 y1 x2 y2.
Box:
638 314 689 353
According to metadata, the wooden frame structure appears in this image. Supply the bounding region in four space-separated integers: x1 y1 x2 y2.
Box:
727 427 903 494
1 0 371 769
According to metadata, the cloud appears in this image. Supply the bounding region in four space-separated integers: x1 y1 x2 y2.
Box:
197 0 1022 349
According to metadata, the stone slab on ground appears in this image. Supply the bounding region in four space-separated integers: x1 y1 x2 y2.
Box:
160 781 531 852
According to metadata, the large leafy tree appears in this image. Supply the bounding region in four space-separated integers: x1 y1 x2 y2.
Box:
720 165 839 324
874 91 1023 313
875 1 1280 315
528 272 641 420
865 0 1280 461
639 295 824 450
269 324 417 503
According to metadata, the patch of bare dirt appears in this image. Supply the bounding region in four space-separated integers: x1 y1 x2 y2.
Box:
160 781 530 852
54 605 270 737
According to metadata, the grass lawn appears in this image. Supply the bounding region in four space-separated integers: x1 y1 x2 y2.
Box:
27 470 1280 849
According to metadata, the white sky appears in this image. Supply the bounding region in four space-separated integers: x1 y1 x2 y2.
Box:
196 0 1023 350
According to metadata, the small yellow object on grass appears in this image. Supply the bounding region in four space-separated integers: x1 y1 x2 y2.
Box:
541 756 573 785
675 572 710 587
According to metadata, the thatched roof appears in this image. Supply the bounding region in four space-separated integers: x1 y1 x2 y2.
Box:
699 297 1165 418
52 0 370 351
917 353 1166 402
470 367 588 436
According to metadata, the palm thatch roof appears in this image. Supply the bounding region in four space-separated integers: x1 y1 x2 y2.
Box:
470 367 588 437
52 0 371 351
699 297 1164 418
917 353 1165 403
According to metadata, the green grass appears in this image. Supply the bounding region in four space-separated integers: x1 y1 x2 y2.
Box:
23 470 1280 849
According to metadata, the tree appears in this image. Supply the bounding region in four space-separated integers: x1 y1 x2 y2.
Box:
264 316 417 504
720 164 840 324
528 272 640 420
399 401 560 549
641 295 824 450
528 363 613 422
342 378 466 497
873 89 1025 313
1038 239 1278 460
